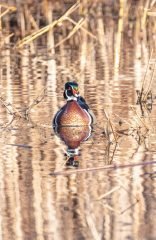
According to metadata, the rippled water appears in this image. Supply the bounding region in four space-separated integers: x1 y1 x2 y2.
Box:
0 8 156 240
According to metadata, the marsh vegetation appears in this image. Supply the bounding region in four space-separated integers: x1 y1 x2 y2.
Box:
0 1 156 239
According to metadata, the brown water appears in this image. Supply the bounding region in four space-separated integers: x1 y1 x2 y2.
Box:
0 6 156 240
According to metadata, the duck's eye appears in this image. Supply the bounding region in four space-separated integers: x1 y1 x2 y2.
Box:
68 87 71 90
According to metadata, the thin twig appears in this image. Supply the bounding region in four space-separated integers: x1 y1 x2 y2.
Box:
0 96 23 118
109 119 118 143
0 115 15 129
66 16 97 40
140 49 153 99
55 18 85 48
25 88 46 117
130 106 149 130
120 199 139 214
96 186 120 200
143 60 156 101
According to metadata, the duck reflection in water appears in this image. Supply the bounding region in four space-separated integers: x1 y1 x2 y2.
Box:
54 125 92 167
53 82 96 167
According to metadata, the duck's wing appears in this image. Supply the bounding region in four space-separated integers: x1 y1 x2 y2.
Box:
88 109 96 124
52 105 66 126
78 96 96 124
78 96 90 110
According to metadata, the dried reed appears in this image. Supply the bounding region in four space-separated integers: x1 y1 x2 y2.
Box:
0 4 16 18
16 2 80 48
55 18 85 48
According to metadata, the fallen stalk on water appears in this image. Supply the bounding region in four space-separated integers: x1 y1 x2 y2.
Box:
51 160 156 176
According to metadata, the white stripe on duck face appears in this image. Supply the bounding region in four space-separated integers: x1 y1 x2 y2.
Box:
65 90 77 101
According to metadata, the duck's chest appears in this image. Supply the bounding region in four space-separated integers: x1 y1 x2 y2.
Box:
56 101 91 126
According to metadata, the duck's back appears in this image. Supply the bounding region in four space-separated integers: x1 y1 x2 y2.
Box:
53 100 92 126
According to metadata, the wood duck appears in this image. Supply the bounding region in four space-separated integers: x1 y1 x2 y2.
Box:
53 82 96 126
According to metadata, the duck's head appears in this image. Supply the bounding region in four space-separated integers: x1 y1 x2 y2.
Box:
64 82 79 100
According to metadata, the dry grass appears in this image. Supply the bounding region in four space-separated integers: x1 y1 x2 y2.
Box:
0 0 155 48
0 4 16 18
16 2 80 48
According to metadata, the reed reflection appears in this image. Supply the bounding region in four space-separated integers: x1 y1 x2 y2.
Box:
53 125 92 167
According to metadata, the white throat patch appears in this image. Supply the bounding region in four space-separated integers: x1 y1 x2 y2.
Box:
67 96 77 101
